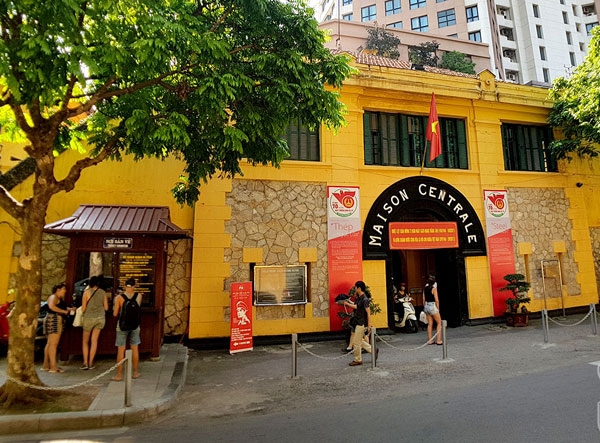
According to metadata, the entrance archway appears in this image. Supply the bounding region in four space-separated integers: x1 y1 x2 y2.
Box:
363 177 486 327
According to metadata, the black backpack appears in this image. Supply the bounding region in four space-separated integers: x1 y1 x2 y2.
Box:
119 293 141 331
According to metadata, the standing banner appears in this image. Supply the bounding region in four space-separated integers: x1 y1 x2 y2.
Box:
327 186 362 330
484 190 516 316
230 281 253 354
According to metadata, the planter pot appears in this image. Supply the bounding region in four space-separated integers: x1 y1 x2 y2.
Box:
505 312 529 327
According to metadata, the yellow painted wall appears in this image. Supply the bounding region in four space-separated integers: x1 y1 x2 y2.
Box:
3 61 600 340
187 64 599 338
0 148 194 304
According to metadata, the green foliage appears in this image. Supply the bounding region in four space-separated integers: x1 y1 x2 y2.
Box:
0 0 353 205
440 51 476 75
548 26 600 160
409 41 440 67
365 25 400 59
500 274 531 313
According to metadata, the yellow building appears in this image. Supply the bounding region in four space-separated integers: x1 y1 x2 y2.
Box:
1 53 599 344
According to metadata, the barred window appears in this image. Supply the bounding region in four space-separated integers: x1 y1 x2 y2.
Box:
284 120 320 161
501 123 556 172
363 111 468 169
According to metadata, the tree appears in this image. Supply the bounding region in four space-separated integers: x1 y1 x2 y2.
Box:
409 41 439 67
0 0 351 405
364 24 400 59
440 51 476 75
548 26 600 159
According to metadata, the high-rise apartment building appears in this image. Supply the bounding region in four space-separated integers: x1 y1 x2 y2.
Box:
310 0 599 84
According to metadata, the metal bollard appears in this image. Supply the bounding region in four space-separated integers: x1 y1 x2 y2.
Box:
291 333 298 378
542 309 549 343
591 304 598 336
124 349 132 407
370 327 376 369
441 320 448 360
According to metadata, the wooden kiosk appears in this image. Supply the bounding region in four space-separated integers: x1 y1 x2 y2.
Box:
44 205 189 361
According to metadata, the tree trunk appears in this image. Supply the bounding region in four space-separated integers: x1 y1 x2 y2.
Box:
0 186 53 405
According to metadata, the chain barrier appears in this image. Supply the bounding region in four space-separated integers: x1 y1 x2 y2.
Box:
375 331 439 352
546 308 592 327
5 358 126 391
297 341 354 360
296 331 439 359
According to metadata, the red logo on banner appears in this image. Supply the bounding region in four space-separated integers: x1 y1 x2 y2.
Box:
230 282 253 354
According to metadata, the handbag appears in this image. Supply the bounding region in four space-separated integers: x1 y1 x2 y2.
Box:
72 306 84 327
419 310 428 324
72 288 98 327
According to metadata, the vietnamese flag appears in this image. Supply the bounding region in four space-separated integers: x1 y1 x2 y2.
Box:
426 92 442 162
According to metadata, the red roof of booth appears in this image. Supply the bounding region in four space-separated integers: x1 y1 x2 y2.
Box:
44 205 189 238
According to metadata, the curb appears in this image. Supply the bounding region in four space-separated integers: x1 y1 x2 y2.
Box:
0 349 188 436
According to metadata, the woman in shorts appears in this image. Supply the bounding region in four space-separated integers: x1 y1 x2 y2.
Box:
42 283 74 373
80 275 109 370
424 275 443 345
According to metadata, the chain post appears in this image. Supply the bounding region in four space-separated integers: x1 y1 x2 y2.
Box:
291 333 298 378
125 349 132 407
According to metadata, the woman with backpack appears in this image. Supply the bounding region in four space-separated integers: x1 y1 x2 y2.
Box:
80 275 109 370
112 277 142 381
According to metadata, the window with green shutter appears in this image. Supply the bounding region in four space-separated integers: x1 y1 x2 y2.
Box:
501 123 556 172
284 120 320 161
363 111 468 169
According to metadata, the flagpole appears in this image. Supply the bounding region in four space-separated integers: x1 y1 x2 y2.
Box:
420 140 429 176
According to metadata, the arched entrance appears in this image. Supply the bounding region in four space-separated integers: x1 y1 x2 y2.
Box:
363 177 486 328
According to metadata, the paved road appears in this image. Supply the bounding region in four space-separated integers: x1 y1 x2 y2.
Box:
4 317 600 442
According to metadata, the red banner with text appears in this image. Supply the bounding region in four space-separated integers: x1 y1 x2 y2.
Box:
327 186 362 331
230 281 253 354
388 221 458 249
484 190 516 316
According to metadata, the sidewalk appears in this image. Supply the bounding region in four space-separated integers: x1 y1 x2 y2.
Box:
0 342 188 436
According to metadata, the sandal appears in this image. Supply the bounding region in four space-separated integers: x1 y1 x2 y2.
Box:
40 367 49 372
80 364 89 370
49 367 64 373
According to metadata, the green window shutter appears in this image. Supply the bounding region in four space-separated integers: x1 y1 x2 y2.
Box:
456 119 468 169
400 115 411 166
364 112 374 165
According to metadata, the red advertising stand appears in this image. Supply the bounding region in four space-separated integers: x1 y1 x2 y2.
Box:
327 186 362 331
230 281 253 354
484 190 517 316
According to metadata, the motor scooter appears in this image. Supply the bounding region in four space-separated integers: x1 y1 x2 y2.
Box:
393 287 418 333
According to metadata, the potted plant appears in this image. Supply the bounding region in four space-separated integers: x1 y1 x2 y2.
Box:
500 273 531 327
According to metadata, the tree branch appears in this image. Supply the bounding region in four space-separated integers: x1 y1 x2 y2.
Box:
0 185 25 222
54 138 117 193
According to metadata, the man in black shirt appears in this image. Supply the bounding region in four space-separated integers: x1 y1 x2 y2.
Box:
343 281 379 366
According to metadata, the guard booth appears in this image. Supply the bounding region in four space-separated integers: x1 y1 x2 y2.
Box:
44 205 189 360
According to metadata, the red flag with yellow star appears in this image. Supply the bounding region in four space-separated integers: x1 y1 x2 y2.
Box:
426 92 441 162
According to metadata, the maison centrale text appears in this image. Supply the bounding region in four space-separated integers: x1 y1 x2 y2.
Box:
366 183 481 248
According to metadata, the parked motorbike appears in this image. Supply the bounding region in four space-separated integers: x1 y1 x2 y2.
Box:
393 287 418 333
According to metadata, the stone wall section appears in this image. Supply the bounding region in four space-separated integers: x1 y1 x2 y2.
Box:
224 180 329 320
508 188 580 299
165 239 192 335
590 228 600 293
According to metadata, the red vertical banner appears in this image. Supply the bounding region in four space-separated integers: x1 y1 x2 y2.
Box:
327 186 362 331
484 190 516 316
230 281 253 354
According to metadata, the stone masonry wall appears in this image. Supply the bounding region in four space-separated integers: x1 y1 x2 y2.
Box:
165 238 192 335
590 228 600 293
224 180 329 321
508 188 580 300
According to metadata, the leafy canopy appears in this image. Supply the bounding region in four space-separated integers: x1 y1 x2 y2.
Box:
365 25 400 59
548 26 600 160
440 51 476 75
409 41 439 67
0 0 352 207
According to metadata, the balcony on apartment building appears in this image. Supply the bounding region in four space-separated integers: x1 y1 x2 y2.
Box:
499 26 516 49
502 48 520 72
496 6 514 28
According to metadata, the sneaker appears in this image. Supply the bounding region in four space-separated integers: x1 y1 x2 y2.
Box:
349 361 362 366
80 364 89 370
